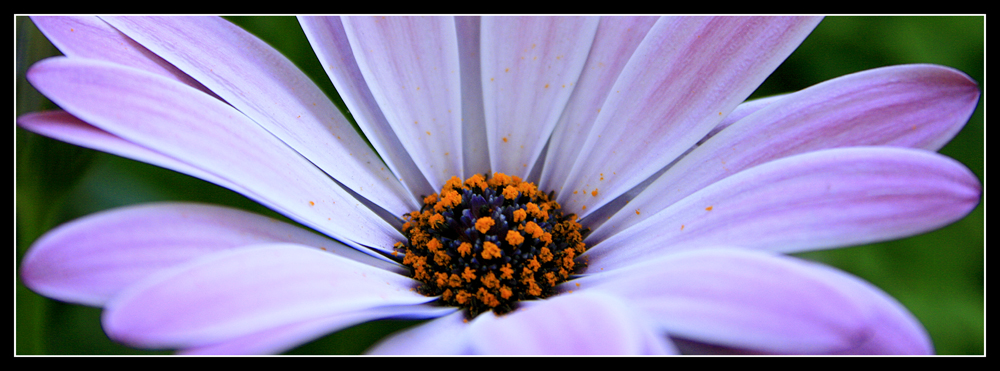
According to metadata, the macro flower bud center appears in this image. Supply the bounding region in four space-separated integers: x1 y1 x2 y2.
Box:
394 172 588 318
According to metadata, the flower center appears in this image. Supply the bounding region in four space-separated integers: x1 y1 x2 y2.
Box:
394 172 588 318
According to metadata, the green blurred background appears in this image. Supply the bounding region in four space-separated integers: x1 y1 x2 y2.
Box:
15 16 984 355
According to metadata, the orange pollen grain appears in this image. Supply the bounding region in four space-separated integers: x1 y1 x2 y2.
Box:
462 266 477 282
475 217 495 234
481 272 500 289
448 274 463 287
423 193 439 205
500 263 514 280
512 209 527 223
465 174 488 190
457 242 472 257
444 176 463 190
481 241 502 260
426 238 442 252
428 213 444 228
545 272 557 286
503 185 520 200
477 288 500 307
538 247 553 262
506 230 525 246
523 221 545 239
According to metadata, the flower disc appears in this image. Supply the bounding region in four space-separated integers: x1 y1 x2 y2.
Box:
395 173 588 317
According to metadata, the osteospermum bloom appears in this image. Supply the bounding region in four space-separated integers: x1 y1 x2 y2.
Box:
17 16 982 354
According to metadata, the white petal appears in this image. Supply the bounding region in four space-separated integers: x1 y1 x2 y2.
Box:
539 16 659 191
342 16 464 188
27 57 403 253
18 110 242 193
19 202 396 307
29 16 212 95
558 16 821 217
576 248 931 354
180 304 454 355
586 147 981 271
480 16 600 178
366 310 473 355
298 16 435 200
455 16 491 177
468 291 676 355
589 64 981 244
103 244 429 349
101 16 416 217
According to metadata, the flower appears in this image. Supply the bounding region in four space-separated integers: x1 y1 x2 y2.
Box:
16 16 982 355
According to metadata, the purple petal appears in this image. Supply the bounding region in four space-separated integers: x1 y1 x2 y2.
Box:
26 57 402 253
19 203 396 307
699 94 786 145
455 16 491 176
539 16 659 192
797 260 934 354
576 248 932 354
366 310 473 355
586 147 981 270
180 304 455 355
467 291 676 355
589 64 981 244
102 244 429 349
341 16 464 188
480 16 600 178
557 16 821 217
15 111 353 244
298 16 436 199
29 16 212 95
101 16 417 217
17 110 241 193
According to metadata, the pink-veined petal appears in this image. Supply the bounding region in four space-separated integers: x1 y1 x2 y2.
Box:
101 16 417 217
557 16 822 217
589 64 981 244
467 291 676 355
586 147 980 271
26 57 402 254
341 16 464 188
180 304 456 355
19 203 396 307
29 16 212 95
575 248 931 354
102 244 429 349
700 94 787 145
538 16 659 191
480 16 600 178
298 16 435 200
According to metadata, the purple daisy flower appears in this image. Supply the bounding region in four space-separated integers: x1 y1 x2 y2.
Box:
17 16 981 355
